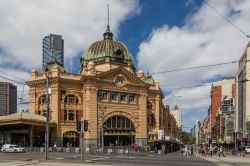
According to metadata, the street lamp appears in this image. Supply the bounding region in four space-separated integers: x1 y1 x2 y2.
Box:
44 67 51 160
234 130 237 149
247 115 250 146
98 92 105 155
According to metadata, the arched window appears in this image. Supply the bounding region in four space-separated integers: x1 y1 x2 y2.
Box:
147 101 152 110
64 95 79 104
103 115 134 130
148 114 155 125
39 95 46 104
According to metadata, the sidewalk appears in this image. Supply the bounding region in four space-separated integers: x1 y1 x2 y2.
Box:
0 161 111 166
200 155 250 164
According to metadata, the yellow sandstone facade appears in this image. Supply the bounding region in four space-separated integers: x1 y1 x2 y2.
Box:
26 26 179 148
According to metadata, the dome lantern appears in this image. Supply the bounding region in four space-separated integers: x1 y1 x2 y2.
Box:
103 25 113 40
80 5 136 73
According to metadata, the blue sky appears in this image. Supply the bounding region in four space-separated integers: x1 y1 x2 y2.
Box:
0 0 250 131
118 0 203 59
69 0 204 73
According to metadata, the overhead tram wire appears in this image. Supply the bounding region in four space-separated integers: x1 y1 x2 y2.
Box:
204 0 250 39
150 60 238 75
0 70 27 82
162 79 237 91
0 75 26 85
0 74 29 104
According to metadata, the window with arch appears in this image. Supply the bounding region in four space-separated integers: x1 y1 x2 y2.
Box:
64 95 79 104
103 115 134 130
39 95 46 104
148 114 155 125
147 101 153 110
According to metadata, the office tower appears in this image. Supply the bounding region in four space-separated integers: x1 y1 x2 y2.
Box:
43 34 64 67
0 82 17 116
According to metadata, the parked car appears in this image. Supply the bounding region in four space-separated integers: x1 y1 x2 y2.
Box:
245 146 250 154
1 144 26 153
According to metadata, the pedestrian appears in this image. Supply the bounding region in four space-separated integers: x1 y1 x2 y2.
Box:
54 142 57 152
209 145 213 157
180 147 184 156
184 145 188 157
191 146 194 156
219 146 225 157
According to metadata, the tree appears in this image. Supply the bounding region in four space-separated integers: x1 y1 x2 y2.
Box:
181 131 196 144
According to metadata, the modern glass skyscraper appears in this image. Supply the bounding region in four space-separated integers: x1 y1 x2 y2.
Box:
42 34 64 67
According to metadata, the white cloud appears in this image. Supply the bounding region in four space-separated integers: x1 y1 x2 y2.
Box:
0 0 140 69
167 85 211 112
137 0 250 125
0 0 140 111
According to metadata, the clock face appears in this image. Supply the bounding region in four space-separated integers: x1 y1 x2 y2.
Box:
115 76 124 86
116 79 123 85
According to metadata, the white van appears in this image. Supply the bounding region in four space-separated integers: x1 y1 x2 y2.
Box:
245 146 250 154
1 144 26 153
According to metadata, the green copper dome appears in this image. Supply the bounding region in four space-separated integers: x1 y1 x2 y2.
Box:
81 26 136 70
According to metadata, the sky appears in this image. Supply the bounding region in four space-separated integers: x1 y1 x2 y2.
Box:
0 0 250 131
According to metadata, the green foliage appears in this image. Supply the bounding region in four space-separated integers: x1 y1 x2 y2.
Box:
181 131 196 144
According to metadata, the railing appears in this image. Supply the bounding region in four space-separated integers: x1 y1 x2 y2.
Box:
25 146 150 155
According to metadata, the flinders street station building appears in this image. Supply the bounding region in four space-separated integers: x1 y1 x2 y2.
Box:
0 26 179 150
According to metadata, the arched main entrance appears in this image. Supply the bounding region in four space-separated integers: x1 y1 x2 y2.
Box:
103 115 135 146
63 131 79 147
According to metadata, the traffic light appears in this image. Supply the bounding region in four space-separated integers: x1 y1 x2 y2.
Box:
76 120 81 132
84 120 88 132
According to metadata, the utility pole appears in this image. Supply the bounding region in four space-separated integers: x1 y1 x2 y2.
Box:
98 93 105 155
80 121 83 161
247 116 250 146
101 119 104 155
45 73 50 160
234 130 237 149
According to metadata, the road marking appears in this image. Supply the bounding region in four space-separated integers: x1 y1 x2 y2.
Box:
90 157 110 161
84 159 95 163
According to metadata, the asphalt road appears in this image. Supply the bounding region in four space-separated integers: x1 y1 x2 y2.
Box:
0 151 216 166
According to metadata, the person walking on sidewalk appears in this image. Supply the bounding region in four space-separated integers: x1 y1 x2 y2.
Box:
219 145 225 157
209 145 213 157
54 142 57 152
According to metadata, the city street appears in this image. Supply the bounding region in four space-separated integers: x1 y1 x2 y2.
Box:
0 151 217 166
1 1 250 166
201 155 250 166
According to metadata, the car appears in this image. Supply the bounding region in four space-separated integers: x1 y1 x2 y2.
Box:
245 146 250 154
1 144 26 153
